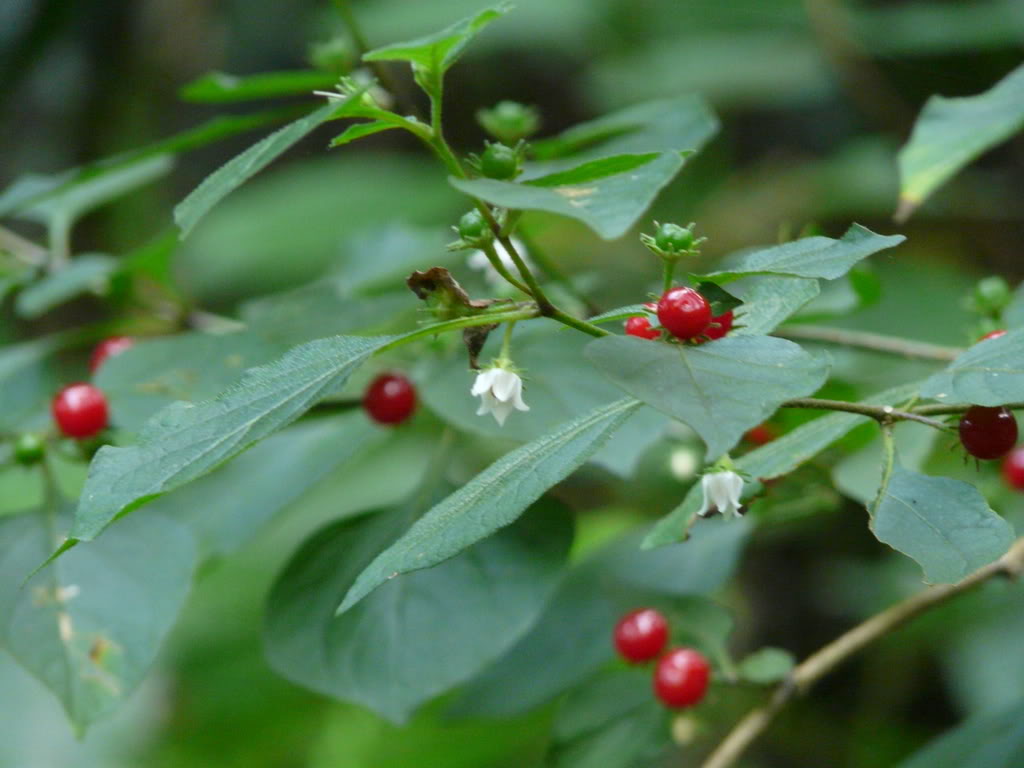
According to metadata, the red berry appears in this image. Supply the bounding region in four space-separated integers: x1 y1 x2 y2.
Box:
657 287 712 340
702 311 734 342
613 608 669 663
90 336 135 373
959 406 1018 460
1002 446 1024 490
653 647 711 708
978 329 1007 343
625 316 661 340
745 424 775 446
52 383 109 439
363 373 417 425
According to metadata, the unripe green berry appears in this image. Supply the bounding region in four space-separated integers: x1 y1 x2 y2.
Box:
308 37 356 75
477 101 540 144
13 433 45 466
974 276 1011 314
480 143 519 180
458 210 489 241
655 223 695 253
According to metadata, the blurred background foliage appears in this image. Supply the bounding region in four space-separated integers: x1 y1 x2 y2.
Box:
1 0 1023 766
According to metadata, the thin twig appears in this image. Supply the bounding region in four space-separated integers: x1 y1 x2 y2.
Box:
914 402 1024 417
776 325 963 361
781 397 950 431
701 537 1024 768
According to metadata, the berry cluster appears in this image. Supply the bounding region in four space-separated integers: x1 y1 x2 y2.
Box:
49 335 131 440
624 289 734 344
613 608 711 709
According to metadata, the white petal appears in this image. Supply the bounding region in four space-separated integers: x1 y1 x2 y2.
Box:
471 368 498 396
491 398 515 426
696 474 713 517
490 369 519 402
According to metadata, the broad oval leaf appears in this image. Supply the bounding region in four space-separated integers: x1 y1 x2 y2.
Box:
72 334 394 542
898 63 1024 219
265 501 571 723
919 327 1024 406
871 466 1013 584
585 335 829 460
643 382 922 548
697 224 905 284
727 275 821 336
896 699 1024 768
336 398 641 614
450 152 685 240
0 507 195 731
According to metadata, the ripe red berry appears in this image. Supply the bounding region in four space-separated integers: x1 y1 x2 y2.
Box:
745 424 775 446
702 311 734 342
653 647 711 708
613 608 669 663
657 287 712 340
978 329 1007 343
52 383 109 439
90 336 135 373
1002 446 1024 490
625 316 661 340
363 373 417 425
959 405 1018 460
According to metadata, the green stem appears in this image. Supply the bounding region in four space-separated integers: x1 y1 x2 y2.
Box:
499 320 516 360
662 259 676 292
516 229 602 315
480 241 532 295
377 305 540 353
913 402 1024 416
781 397 950 431
775 325 962 362
330 0 412 117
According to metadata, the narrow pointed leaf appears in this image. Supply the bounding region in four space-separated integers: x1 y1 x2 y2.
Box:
898 64 1024 217
336 398 641 614
920 327 1024 406
330 120 400 147
697 224 904 284
15 254 117 319
451 152 685 240
71 334 393 542
586 335 828 459
871 466 1013 584
180 69 337 103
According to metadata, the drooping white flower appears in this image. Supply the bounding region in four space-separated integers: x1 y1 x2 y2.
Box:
471 365 529 426
467 236 533 287
696 470 744 519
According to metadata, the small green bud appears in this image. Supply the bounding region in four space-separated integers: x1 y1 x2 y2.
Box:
973 276 1011 314
655 223 695 253
13 433 45 466
458 210 490 241
308 37 356 75
477 101 540 145
480 143 520 180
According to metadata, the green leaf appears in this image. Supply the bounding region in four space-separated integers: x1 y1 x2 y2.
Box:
336 398 641 614
72 334 394 542
0 332 74 432
586 304 648 325
738 647 796 684
174 101 351 238
585 335 829 459
329 120 401 148
833 422 938 506
871 466 1013 584
0 507 195 730
451 153 686 240
644 382 921 548
265 501 571 723
698 224 904 284
14 254 117 319
550 696 665 768
898 64 1024 217
896 699 1024 768
180 69 337 103
529 95 719 175
364 3 511 82
726 275 821 336
919 327 1024 406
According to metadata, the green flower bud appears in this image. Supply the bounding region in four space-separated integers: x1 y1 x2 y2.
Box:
477 101 540 145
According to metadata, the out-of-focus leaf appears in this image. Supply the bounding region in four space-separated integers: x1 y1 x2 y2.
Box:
728 275 820 336
897 64 1024 218
14 255 117 319
738 647 796 684
920 328 1024 406
330 120 401 147
896 699 1024 768
180 70 337 103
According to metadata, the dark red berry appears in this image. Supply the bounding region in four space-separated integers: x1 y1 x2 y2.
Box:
702 311 734 342
959 406 1018 460
625 316 660 340
745 424 775 446
653 647 711 708
363 373 417 425
1002 446 1024 490
52 383 109 439
978 329 1007 343
657 287 712 340
613 608 669 663
90 336 135 373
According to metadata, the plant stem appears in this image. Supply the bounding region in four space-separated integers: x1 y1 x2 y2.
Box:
662 260 675 292
914 402 1024 416
780 397 950 431
776 325 962 361
376 305 540 353
515 229 602 315
701 537 1024 768
330 0 411 116
479 241 532 295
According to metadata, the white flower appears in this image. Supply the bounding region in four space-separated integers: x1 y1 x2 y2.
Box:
467 236 533 287
471 366 529 426
696 470 744 519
